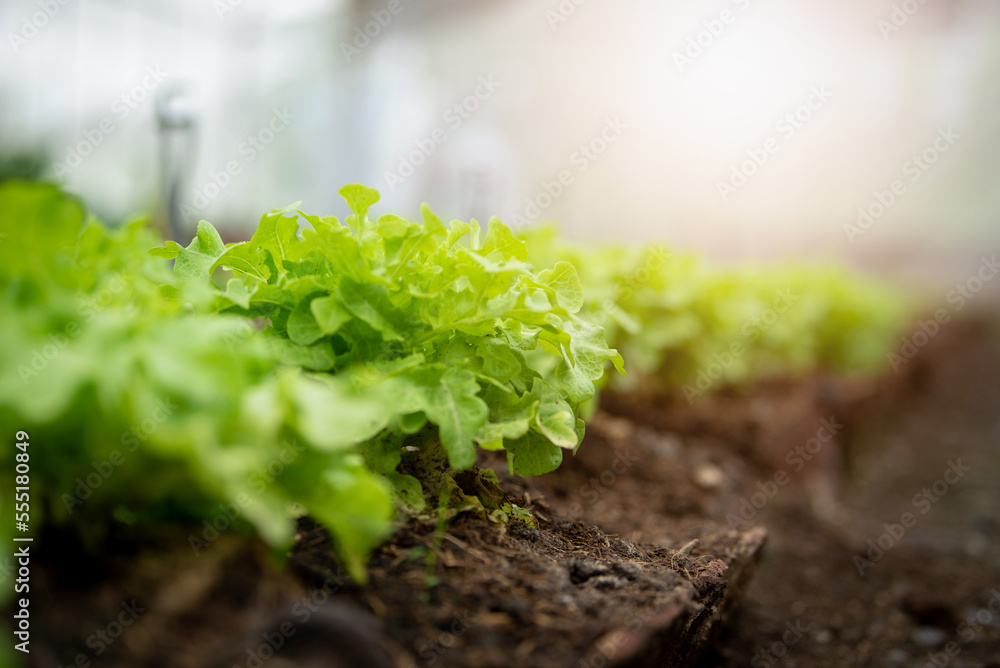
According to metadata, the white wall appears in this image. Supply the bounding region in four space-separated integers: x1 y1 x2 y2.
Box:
1 0 998 291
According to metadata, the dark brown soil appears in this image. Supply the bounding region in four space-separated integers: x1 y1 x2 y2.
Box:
15 313 1000 668
290 513 762 668
22 478 764 668
22 423 769 668
531 314 1000 667
695 316 1000 668
594 315 1000 668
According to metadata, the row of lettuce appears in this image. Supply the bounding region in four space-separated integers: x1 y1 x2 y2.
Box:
521 227 908 400
0 182 909 596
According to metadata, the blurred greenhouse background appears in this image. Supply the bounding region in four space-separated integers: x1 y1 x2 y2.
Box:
1 0 998 294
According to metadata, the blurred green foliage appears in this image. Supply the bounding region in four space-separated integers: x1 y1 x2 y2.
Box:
519 225 910 398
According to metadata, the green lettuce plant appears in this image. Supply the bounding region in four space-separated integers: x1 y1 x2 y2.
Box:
1 183 623 583
0 184 383 581
518 225 909 396
157 185 624 505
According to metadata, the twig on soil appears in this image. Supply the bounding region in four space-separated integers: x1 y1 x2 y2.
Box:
677 538 699 556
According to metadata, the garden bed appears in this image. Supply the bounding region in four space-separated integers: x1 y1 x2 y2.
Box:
291 515 764 668
24 315 1000 667
10 184 997 667
27 461 767 668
